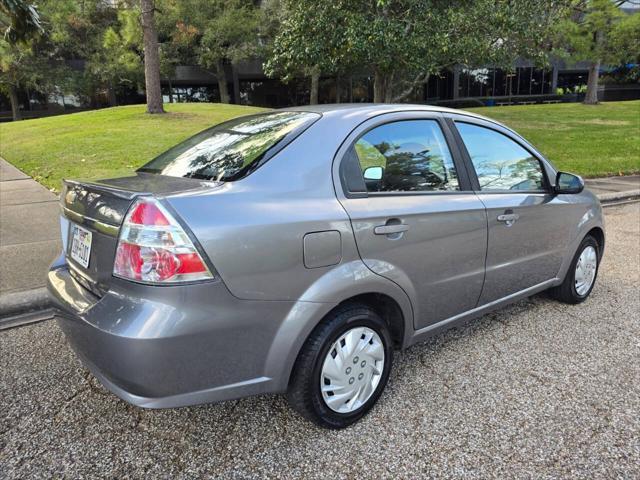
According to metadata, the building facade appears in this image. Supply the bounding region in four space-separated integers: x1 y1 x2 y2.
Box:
157 59 638 109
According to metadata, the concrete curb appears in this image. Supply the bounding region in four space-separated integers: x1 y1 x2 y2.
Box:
0 287 51 319
0 308 55 331
597 189 640 205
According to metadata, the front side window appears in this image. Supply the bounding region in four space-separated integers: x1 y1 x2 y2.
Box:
456 122 546 192
139 111 320 182
353 120 459 193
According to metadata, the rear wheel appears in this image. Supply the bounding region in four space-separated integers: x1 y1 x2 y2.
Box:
286 303 393 429
551 235 600 304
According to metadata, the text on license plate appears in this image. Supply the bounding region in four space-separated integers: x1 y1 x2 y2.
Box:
70 224 92 268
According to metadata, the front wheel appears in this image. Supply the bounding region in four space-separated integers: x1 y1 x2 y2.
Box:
551 235 600 304
286 303 393 429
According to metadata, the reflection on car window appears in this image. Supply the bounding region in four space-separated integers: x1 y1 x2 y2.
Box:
353 120 459 193
139 111 320 182
456 122 545 191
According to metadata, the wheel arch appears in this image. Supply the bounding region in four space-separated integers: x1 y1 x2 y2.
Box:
263 261 415 393
333 293 405 349
280 292 405 391
586 226 605 258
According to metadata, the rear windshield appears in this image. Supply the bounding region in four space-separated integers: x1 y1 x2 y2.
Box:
138 111 320 182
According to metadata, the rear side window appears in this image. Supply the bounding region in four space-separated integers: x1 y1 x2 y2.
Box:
139 111 320 182
456 122 546 192
353 120 460 193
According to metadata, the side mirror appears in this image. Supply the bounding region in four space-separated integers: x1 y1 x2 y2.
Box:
555 171 584 194
363 166 383 180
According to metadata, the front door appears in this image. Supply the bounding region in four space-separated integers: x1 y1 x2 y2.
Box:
452 118 574 304
337 114 488 330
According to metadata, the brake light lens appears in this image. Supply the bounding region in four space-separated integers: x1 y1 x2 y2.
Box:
128 201 170 226
113 198 213 283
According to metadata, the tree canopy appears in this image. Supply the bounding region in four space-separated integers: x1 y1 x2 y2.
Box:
266 0 572 102
0 0 43 43
1 0 638 120
554 0 639 103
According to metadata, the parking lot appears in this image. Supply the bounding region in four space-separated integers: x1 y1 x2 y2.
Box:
1 203 638 479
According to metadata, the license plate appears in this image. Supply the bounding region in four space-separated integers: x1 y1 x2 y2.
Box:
70 223 92 268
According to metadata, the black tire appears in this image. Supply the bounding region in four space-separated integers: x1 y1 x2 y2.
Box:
550 235 600 304
286 303 393 429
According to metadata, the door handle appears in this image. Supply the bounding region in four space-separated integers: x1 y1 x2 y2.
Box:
497 212 520 226
374 224 410 235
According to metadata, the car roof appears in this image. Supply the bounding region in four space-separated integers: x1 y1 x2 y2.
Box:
281 103 493 123
278 103 530 146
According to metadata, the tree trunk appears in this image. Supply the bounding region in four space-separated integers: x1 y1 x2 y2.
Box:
392 74 429 103
584 60 600 105
335 76 341 103
384 72 395 103
309 67 320 105
167 78 174 103
232 64 240 104
140 0 164 114
215 60 231 104
107 82 117 107
373 70 384 103
452 66 460 99
8 85 22 121
373 69 394 103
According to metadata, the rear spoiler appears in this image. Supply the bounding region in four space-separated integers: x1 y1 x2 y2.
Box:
63 178 147 200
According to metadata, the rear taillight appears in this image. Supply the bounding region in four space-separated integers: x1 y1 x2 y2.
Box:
113 198 213 283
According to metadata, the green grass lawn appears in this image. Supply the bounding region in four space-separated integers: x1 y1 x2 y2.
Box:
0 100 638 191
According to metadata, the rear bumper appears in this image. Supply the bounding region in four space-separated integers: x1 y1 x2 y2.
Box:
47 259 308 408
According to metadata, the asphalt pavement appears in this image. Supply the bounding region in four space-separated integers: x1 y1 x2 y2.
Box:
1 202 638 478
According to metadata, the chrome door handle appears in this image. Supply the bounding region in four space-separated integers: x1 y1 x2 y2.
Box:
497 213 520 226
374 224 410 235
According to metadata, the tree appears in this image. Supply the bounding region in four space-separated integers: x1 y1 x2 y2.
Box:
0 0 42 43
140 0 164 113
0 40 32 119
267 0 571 103
554 0 635 105
198 2 260 104
264 1 351 104
163 0 261 104
40 0 137 108
198 0 261 104
0 0 42 120
89 8 143 106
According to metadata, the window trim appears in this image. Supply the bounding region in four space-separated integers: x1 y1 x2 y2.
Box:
337 114 474 198
448 117 553 194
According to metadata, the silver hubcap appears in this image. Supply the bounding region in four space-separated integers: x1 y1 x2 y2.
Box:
575 245 597 296
320 326 385 413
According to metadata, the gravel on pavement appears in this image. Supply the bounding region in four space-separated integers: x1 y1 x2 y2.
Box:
1 203 639 479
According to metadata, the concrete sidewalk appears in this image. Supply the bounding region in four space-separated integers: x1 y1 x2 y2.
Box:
0 156 638 320
0 160 60 317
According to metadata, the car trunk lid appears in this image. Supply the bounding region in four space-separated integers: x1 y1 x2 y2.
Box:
60 173 220 294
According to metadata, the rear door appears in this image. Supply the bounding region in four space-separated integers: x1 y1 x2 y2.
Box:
449 115 573 304
335 112 488 330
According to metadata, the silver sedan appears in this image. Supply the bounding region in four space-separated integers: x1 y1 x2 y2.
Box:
48 105 604 428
